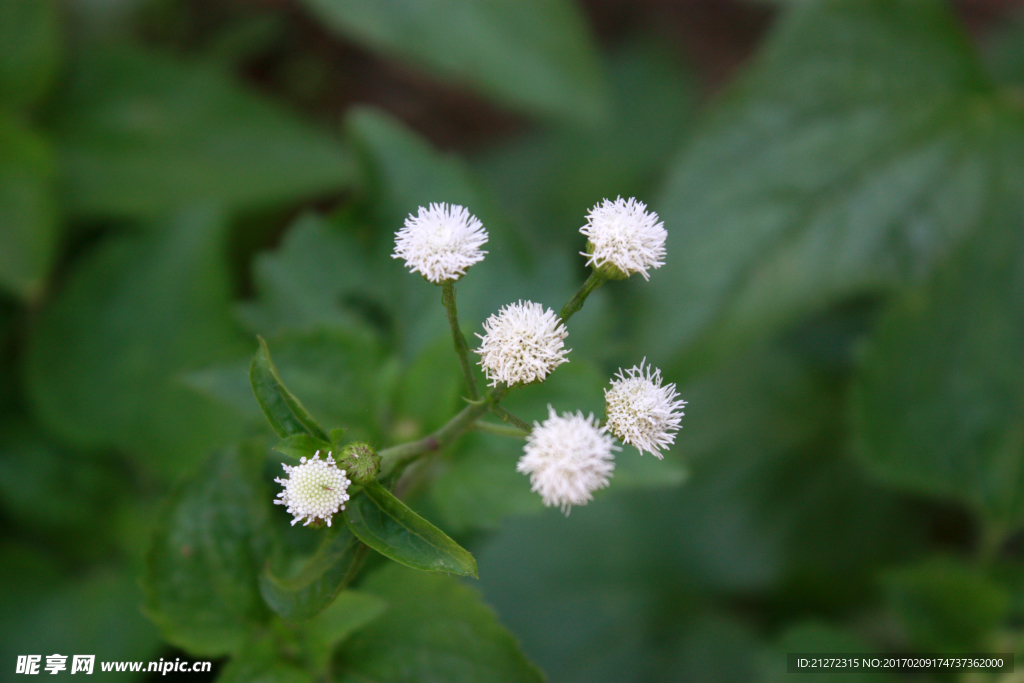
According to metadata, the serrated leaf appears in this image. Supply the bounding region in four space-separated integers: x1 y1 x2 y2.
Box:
0 0 60 108
259 526 364 622
0 115 57 301
273 434 334 461
640 0 1019 364
336 563 543 683
51 43 354 218
143 444 272 656
346 481 477 577
25 206 248 474
251 336 330 442
299 0 607 125
853 194 1024 523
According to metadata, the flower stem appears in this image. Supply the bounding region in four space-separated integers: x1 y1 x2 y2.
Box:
490 404 533 433
379 384 511 477
442 280 479 401
471 421 528 438
559 270 607 324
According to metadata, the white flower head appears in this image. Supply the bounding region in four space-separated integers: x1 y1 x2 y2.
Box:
273 451 352 527
580 196 666 280
604 359 686 459
475 300 569 387
392 202 488 283
517 406 619 514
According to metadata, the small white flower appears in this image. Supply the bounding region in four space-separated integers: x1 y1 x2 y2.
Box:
580 196 666 280
392 202 488 283
517 406 619 514
604 359 686 459
475 300 569 387
274 451 352 527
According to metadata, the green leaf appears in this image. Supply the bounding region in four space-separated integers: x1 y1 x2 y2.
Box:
640 0 1019 364
251 336 330 441
193 327 387 444
300 590 387 673
0 0 60 109
346 481 477 577
51 43 354 218
336 563 543 683
299 0 607 125
853 196 1024 523
259 526 364 622
273 434 334 461
883 557 1009 652
0 115 57 301
143 443 272 656
237 213 376 337
25 207 248 475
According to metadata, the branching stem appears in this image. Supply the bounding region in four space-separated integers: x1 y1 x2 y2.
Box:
559 270 607 324
442 280 479 401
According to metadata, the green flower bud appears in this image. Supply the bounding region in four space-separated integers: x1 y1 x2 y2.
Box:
336 442 380 484
584 240 629 280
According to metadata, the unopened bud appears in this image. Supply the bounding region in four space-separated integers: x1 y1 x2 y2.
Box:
336 442 380 484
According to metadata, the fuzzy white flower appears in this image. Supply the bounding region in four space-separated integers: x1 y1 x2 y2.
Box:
475 300 569 386
392 202 488 283
517 406 619 514
580 196 666 280
273 451 352 527
604 359 686 458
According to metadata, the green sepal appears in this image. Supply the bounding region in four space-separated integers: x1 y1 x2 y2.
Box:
336 442 380 484
259 526 365 622
345 481 477 578
250 336 330 441
273 433 334 461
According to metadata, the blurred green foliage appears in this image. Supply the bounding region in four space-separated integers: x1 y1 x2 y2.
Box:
1 0 1023 680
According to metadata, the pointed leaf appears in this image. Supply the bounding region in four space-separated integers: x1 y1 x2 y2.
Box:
346 481 477 577
250 336 330 441
273 434 334 461
259 526 364 621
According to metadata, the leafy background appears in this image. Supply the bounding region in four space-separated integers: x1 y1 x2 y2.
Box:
1 0 1023 680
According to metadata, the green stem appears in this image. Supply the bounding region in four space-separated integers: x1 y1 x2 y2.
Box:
490 404 533 433
442 280 479 401
473 420 528 438
559 271 607 324
378 384 512 478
